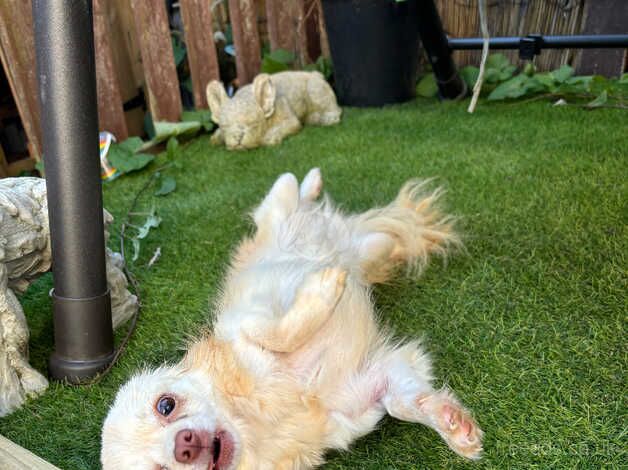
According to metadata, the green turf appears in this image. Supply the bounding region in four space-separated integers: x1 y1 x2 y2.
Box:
0 99 626 469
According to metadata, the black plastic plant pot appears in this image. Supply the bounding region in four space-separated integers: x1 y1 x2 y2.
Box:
321 0 421 107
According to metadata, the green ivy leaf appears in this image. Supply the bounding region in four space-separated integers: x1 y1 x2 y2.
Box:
140 121 202 149
155 176 177 197
117 136 144 154
484 68 501 84
619 73 628 85
586 90 608 108
166 137 179 160
532 73 558 93
499 65 517 81
267 48 295 65
488 75 544 100
558 76 592 94
261 56 290 74
181 110 214 132
171 35 186 67
107 139 155 174
486 53 511 71
460 66 479 89
550 65 574 83
416 73 438 98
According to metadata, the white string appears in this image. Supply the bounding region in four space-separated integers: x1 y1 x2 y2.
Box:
468 0 489 113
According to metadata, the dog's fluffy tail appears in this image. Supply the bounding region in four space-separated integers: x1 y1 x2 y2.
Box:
351 180 460 284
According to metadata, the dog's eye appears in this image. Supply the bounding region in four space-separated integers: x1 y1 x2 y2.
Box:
156 396 176 416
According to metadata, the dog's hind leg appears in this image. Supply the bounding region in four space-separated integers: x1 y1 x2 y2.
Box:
299 168 323 203
241 267 346 353
379 343 483 460
253 173 300 231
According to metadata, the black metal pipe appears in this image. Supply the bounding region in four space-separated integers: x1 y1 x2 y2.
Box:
33 0 114 383
449 34 628 50
417 0 466 99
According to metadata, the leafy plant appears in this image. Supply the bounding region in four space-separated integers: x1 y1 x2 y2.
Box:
107 137 155 175
304 56 334 81
416 73 438 98
418 53 627 108
261 48 334 81
155 176 176 196
261 48 295 74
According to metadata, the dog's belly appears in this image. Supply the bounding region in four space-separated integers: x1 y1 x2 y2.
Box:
282 287 381 396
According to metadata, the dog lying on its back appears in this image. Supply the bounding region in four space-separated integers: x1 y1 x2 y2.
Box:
101 169 483 469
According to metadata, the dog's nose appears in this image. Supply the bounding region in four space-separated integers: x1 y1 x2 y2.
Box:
174 429 203 463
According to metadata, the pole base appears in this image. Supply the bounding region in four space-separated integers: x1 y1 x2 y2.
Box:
49 352 115 384
48 289 114 383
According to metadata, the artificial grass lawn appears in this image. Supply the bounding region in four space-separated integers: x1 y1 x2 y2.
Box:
0 99 626 469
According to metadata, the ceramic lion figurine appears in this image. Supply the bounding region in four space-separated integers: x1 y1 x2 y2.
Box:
206 71 342 150
0 177 138 416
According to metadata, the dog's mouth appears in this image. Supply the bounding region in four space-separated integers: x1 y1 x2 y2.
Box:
209 430 234 470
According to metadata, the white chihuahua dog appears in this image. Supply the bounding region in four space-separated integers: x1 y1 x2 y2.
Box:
101 169 482 469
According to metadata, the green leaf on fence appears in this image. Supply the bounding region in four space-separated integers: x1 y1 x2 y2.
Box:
558 75 592 94
171 35 186 67
117 136 144 154
108 138 155 174
586 90 608 108
484 68 501 84
261 56 290 74
550 65 574 83
488 75 545 100
267 48 295 65
532 72 557 93
460 66 479 89
140 121 202 149
416 73 438 98
155 176 177 196
486 53 511 71
181 110 214 132
166 137 179 160
499 65 517 81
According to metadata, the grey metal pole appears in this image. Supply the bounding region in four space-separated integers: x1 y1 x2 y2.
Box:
32 0 114 383
417 0 466 100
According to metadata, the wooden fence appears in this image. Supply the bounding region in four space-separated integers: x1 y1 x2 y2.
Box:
0 0 625 175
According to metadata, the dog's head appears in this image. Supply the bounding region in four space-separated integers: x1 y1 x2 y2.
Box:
102 340 251 470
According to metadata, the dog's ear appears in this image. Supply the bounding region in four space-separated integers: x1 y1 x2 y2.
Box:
253 74 276 118
206 81 228 123
183 338 253 397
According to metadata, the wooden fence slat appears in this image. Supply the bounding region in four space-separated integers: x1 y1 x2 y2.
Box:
131 0 182 122
0 0 42 161
0 145 8 178
266 0 298 53
229 0 261 85
576 0 627 77
179 0 220 109
93 0 128 140
303 0 322 62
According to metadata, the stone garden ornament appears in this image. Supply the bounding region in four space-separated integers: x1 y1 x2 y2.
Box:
206 71 342 150
0 177 138 416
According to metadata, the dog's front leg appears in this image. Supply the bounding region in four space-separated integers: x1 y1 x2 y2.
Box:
242 267 346 353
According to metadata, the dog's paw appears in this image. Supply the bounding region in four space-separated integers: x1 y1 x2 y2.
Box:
299 168 323 202
424 397 483 460
301 267 347 309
